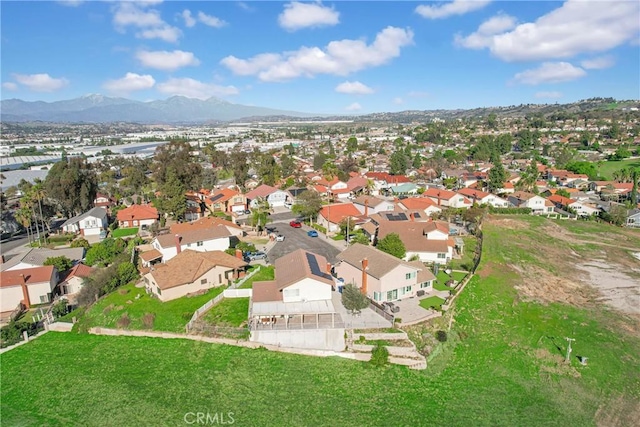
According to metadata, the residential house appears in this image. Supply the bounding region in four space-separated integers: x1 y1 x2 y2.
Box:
335 244 436 303
397 197 442 217
626 209 640 228
171 217 243 239
352 196 395 216
59 263 94 299
144 250 247 302
250 249 342 350
61 207 108 236
317 177 350 200
317 203 362 233
185 194 204 222
345 176 370 196
0 265 58 312
93 193 115 209
457 188 509 208
116 204 159 229
151 227 232 263
1 247 85 272
508 191 554 214
390 183 418 195
377 220 454 264
246 184 290 208
423 188 472 209
206 188 247 214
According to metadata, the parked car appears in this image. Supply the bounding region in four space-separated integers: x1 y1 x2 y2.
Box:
289 220 302 228
244 210 251 215
307 230 318 237
275 234 285 241
245 251 267 261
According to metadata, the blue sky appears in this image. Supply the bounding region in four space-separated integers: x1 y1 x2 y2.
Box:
1 0 639 114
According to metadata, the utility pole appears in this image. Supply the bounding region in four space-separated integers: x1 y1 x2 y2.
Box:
565 337 575 363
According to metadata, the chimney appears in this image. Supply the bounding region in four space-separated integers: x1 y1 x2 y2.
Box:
364 198 368 217
326 262 332 275
409 212 414 222
437 192 441 206
19 274 30 309
174 234 182 254
236 249 243 260
361 258 368 295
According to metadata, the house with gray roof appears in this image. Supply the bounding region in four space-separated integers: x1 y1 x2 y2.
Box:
61 207 108 236
1 247 86 272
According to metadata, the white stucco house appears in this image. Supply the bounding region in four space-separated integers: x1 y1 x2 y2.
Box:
61 207 108 236
377 220 454 264
245 184 290 208
151 227 232 263
0 265 58 312
352 195 395 215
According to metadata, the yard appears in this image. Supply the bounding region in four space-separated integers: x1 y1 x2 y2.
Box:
449 235 477 271
78 283 225 333
201 298 249 327
2 216 639 426
433 271 467 291
111 227 138 238
419 296 445 310
238 265 275 289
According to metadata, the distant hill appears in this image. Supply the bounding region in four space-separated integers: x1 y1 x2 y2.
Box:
0 94 317 124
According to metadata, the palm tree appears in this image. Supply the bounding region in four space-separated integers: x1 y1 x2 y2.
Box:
15 207 32 244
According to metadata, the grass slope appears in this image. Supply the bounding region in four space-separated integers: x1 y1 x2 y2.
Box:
598 158 640 180
2 217 639 426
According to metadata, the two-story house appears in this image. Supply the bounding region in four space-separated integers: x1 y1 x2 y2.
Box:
508 191 554 214
0 265 58 312
150 227 232 263
61 207 108 236
335 244 435 303
206 188 247 214
377 220 454 264
246 184 290 208
423 188 472 209
457 188 509 208
352 196 395 216
116 204 159 229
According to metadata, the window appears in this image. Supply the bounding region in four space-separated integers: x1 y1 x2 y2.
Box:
405 272 416 280
437 253 446 259
387 289 398 301
284 288 300 298
405 286 412 293
200 279 207 285
373 291 381 301
133 220 139 226
197 241 203 247
40 295 49 303
157 287 161 295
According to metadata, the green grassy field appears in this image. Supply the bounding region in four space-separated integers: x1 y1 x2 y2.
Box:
449 235 477 271
419 295 445 309
202 298 249 327
2 216 639 426
238 265 274 289
598 158 640 180
79 283 224 332
111 227 138 238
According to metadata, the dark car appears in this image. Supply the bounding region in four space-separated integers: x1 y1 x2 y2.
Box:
289 220 302 228
244 210 251 215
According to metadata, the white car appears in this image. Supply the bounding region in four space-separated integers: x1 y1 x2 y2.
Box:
275 234 285 242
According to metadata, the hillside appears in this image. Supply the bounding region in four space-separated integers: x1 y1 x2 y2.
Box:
1 217 639 426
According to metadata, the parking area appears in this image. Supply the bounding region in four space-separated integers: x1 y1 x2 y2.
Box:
265 224 341 264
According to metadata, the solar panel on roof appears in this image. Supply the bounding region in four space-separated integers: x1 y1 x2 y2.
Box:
413 212 421 218
210 193 225 202
306 252 331 280
397 213 408 220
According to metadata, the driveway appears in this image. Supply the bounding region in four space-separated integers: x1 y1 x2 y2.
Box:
264 223 341 264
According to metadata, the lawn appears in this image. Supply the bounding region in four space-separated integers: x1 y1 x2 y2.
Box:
597 158 640 180
238 265 274 289
202 298 249 327
79 283 225 333
2 216 639 426
449 235 477 271
419 296 445 309
111 227 138 238
433 271 467 291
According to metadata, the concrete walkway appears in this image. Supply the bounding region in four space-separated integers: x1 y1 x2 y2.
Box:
392 290 451 324
331 291 392 329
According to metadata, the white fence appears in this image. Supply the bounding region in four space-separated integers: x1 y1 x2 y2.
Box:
223 289 252 298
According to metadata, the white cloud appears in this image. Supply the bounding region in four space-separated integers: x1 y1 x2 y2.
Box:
181 10 196 28
112 2 182 43
198 11 227 28
416 0 491 19
278 1 340 31
103 73 155 94
345 102 362 111
136 50 200 71
237 2 254 12
456 0 640 61
335 81 374 95
156 78 239 99
455 14 517 49
535 91 563 99
511 62 586 85
12 73 69 92
393 97 404 105
580 55 615 70
2 82 18 91
221 26 414 81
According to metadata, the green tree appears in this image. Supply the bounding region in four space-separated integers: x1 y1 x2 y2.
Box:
631 169 638 206
153 140 202 191
43 256 73 273
257 153 282 186
229 150 249 187
70 238 90 249
412 153 422 169
377 233 406 259
292 191 323 221
556 188 571 198
488 158 508 192
250 197 271 234
45 157 98 217
389 151 408 175
346 136 358 153
313 153 327 171
341 283 369 314
350 233 370 245
156 169 187 221
280 153 296 178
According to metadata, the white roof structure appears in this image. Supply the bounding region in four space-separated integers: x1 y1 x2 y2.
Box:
251 299 335 317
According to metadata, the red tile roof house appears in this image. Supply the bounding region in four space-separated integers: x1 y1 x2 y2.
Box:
377 220 454 264
423 188 473 209
397 197 442 217
245 184 291 208
249 249 344 351
143 250 247 302
205 188 247 215
0 265 58 313
317 203 362 233
457 188 509 208
335 243 436 303
116 204 159 229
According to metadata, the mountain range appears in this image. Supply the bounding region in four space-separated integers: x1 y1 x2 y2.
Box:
0 94 318 123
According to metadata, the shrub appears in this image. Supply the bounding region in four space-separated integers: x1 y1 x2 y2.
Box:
116 313 131 328
182 312 193 321
370 343 389 367
43 256 73 273
52 300 69 318
435 330 448 342
70 237 90 249
142 313 155 329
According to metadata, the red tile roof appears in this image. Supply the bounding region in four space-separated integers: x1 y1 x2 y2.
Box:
398 197 438 210
319 203 361 224
116 204 158 221
1 265 55 288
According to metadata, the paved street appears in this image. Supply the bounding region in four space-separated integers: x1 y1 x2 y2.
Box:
264 223 342 264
